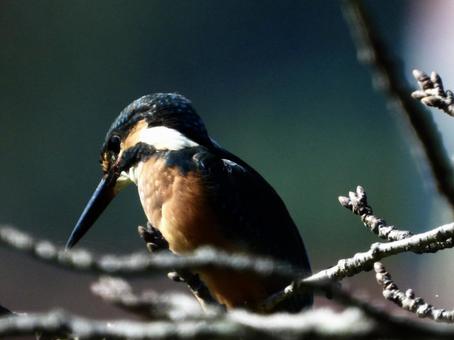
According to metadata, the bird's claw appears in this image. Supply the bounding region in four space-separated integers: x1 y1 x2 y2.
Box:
138 222 169 253
167 272 185 282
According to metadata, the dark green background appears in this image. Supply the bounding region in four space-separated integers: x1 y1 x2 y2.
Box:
0 1 437 316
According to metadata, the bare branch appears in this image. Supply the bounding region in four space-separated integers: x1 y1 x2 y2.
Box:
339 186 454 252
4 221 454 317
375 262 454 322
0 309 263 340
262 220 454 311
0 226 296 279
5 221 453 285
339 185 412 241
412 70 454 116
0 225 151 276
0 308 454 339
306 222 454 283
5 284 454 340
342 0 454 211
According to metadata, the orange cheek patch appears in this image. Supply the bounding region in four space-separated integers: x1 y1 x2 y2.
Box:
123 119 148 150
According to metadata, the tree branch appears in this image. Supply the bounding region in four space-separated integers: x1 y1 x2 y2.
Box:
5 282 454 339
342 0 454 211
0 308 360 339
4 220 453 286
375 262 454 322
0 226 296 279
338 186 454 252
261 202 454 312
0 309 265 340
306 222 453 283
339 185 412 241
3 217 454 317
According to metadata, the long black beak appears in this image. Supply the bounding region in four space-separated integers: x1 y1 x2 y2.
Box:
65 175 117 249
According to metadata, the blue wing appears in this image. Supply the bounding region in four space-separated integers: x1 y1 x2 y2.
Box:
195 146 311 271
164 144 313 310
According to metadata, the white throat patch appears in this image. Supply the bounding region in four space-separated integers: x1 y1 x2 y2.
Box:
139 126 199 151
116 126 199 187
118 162 143 186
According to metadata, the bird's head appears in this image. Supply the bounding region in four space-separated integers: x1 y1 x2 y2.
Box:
65 93 211 249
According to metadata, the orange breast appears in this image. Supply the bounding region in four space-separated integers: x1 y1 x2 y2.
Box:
136 156 229 253
136 156 282 309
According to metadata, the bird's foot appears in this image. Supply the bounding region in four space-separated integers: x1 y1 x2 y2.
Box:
137 223 221 309
167 271 222 309
138 222 169 253
167 271 185 282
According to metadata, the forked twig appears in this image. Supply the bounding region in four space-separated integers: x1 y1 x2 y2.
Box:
338 186 454 252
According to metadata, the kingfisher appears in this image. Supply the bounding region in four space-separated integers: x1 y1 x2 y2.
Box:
66 93 312 312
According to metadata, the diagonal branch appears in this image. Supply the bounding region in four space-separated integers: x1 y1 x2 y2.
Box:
4 222 454 286
339 185 412 241
338 186 454 252
342 0 454 211
3 221 454 315
261 220 454 312
306 222 454 282
0 309 358 340
0 309 266 340
374 262 454 322
0 225 297 279
5 281 454 339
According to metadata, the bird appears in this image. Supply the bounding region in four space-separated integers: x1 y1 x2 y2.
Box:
66 93 312 312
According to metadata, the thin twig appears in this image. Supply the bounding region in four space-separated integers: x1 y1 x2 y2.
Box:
4 222 454 316
307 222 454 282
5 283 454 339
0 308 369 340
342 0 454 211
375 262 454 322
0 226 296 278
338 186 454 252
261 221 454 311
4 223 454 285
339 185 412 241
0 309 265 340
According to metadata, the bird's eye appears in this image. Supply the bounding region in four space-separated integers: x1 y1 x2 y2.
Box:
108 135 121 154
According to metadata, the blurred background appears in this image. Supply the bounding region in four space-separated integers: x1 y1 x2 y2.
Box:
0 0 451 318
